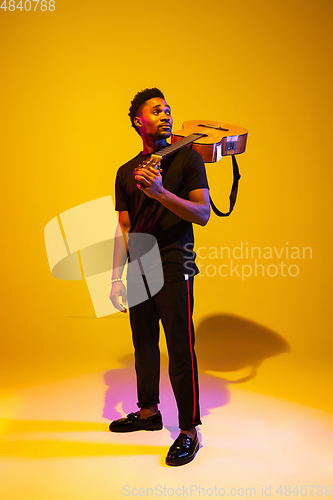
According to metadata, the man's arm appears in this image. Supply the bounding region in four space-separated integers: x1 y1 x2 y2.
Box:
134 168 210 226
111 210 131 279
158 187 210 226
110 210 131 312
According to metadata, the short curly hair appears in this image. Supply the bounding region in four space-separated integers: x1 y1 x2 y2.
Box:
129 87 165 135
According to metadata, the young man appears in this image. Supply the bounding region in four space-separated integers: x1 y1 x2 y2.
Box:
109 88 210 466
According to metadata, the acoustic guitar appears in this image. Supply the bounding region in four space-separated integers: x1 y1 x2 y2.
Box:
134 120 247 172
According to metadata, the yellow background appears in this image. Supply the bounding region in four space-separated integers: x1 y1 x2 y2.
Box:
1 0 333 466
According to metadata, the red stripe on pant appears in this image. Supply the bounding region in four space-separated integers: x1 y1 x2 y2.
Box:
187 278 197 425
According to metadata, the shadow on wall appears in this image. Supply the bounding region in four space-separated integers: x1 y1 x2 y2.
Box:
196 314 290 382
103 314 289 439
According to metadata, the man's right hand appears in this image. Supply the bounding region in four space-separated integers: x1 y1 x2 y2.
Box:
109 281 128 313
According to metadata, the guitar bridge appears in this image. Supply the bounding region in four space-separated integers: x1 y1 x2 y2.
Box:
198 124 229 131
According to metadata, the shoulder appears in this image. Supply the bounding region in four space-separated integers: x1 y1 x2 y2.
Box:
118 152 143 171
177 148 209 190
176 149 206 176
116 152 146 180
175 148 204 165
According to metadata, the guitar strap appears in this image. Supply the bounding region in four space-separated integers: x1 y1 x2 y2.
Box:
209 154 241 217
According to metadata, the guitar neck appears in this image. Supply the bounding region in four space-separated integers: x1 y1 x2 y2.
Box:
150 133 206 161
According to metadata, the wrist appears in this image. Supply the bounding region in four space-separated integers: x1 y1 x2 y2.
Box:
156 186 168 202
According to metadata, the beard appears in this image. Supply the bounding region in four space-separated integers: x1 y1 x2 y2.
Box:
156 127 172 139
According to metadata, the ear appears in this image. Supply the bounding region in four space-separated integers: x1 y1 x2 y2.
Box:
134 116 142 129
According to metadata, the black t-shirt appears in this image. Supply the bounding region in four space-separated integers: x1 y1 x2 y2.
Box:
115 148 209 282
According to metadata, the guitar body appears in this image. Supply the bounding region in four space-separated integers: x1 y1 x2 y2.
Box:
171 120 248 163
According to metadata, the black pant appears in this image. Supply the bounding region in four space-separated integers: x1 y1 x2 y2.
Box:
128 277 201 430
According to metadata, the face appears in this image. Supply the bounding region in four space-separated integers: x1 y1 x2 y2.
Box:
134 97 173 140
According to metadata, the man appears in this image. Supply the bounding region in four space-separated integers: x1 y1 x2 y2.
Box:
109 88 210 466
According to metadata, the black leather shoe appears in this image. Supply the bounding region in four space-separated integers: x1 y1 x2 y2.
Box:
165 432 199 466
109 411 163 433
